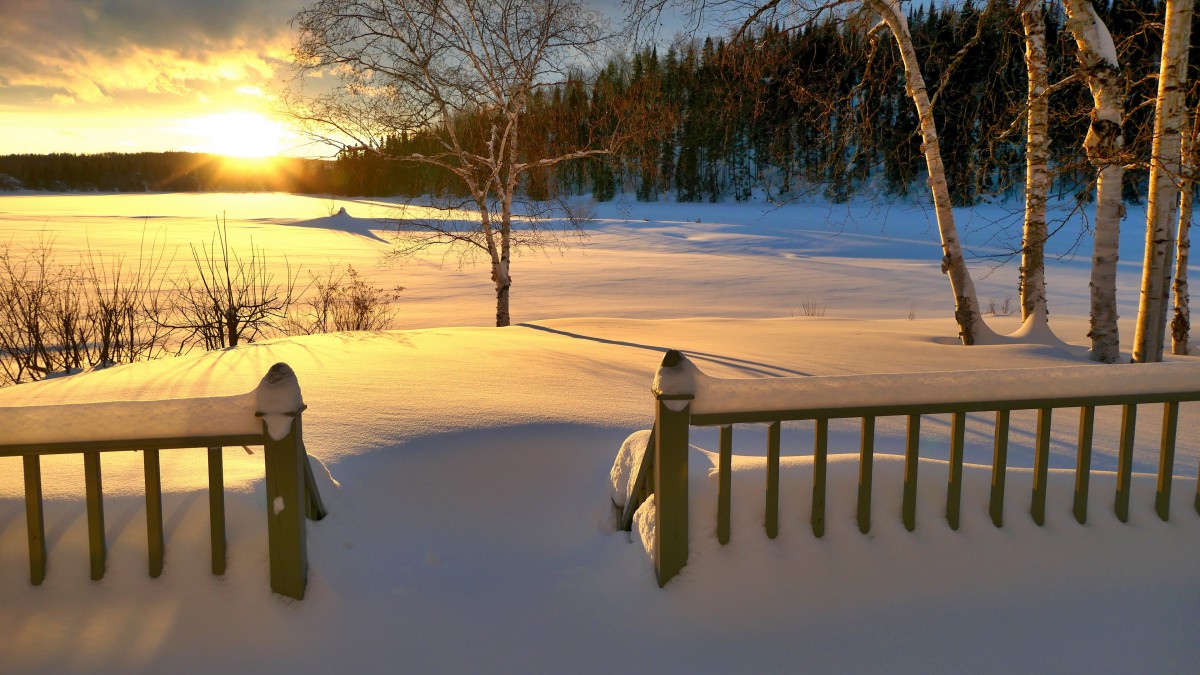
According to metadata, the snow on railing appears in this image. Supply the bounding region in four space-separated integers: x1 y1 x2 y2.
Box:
0 363 326 600
620 350 1200 587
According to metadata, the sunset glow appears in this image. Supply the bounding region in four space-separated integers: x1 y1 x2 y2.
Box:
182 111 296 158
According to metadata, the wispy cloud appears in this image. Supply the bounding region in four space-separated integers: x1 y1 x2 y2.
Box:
0 0 307 107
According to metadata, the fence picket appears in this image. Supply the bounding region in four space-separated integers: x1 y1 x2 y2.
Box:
208 447 227 575
947 412 966 530
857 416 875 534
766 422 780 539
1032 408 1051 526
903 415 920 532
144 449 164 578
990 410 1010 527
1116 404 1137 523
1156 402 1179 521
23 455 46 585
84 451 106 581
718 425 732 545
812 418 828 538
1074 406 1095 524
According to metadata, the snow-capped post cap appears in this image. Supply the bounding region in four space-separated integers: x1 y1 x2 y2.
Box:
255 363 306 441
652 350 700 412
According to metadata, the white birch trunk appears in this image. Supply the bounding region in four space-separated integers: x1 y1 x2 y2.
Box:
1133 0 1193 362
1063 0 1126 363
869 0 990 345
1020 1 1050 324
1172 108 1195 355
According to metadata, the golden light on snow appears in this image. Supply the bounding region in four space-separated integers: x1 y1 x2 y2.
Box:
181 111 295 158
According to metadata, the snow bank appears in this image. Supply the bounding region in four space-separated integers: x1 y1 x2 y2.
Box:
655 352 1200 416
610 429 652 506
0 362 303 446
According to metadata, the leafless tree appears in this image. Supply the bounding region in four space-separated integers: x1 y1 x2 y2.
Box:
287 0 613 327
161 218 297 351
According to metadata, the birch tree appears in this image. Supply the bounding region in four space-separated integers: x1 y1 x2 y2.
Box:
1063 0 1126 363
1018 0 1049 325
1172 102 1197 355
629 0 993 343
1133 0 1193 362
865 0 990 344
288 0 609 327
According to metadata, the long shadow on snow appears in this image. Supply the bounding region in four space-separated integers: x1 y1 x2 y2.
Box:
312 423 638 596
518 323 811 378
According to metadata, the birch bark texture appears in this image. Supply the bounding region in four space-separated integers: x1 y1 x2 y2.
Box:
289 0 609 327
1173 105 1196 355
1019 0 1049 323
867 0 989 345
1133 0 1193 362
1063 0 1126 363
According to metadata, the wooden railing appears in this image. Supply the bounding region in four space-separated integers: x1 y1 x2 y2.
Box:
620 350 1200 587
0 363 327 600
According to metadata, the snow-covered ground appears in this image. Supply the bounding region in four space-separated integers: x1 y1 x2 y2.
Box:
0 192 1198 673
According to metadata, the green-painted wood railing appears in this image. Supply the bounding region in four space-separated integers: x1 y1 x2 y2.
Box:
621 350 1200 588
1 408 326 600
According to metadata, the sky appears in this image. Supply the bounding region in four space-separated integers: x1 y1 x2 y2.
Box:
0 0 668 158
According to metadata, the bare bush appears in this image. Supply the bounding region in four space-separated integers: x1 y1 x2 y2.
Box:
161 218 298 352
799 296 828 318
984 296 1017 317
85 246 173 367
288 265 402 335
0 219 403 388
0 237 172 386
556 197 598 229
0 240 61 383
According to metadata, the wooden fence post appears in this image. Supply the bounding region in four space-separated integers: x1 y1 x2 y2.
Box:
654 394 692 588
263 415 308 600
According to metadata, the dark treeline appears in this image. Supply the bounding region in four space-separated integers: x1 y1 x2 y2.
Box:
1 0 1189 205
0 152 336 193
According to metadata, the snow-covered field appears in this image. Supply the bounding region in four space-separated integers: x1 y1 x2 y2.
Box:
0 192 1198 673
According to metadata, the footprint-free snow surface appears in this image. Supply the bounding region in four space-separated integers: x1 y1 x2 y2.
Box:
1 193 1198 673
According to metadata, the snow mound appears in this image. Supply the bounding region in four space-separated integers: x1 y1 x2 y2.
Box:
288 207 390 242
0 362 304 446
610 429 652 506
255 362 306 441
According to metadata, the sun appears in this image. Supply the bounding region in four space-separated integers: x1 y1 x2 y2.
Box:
183 111 294 158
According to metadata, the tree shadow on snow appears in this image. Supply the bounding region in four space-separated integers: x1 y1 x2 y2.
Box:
517 323 811 378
